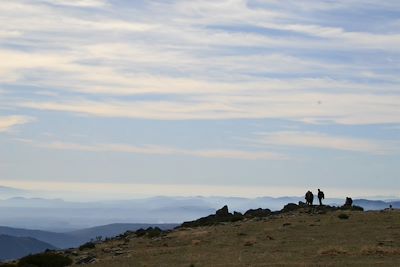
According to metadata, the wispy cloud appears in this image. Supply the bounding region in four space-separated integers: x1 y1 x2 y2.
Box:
18 139 287 160
0 0 398 126
17 91 400 125
41 0 108 7
0 115 35 133
256 131 397 154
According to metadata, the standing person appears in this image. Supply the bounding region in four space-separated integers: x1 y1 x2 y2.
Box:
317 189 325 206
305 191 314 206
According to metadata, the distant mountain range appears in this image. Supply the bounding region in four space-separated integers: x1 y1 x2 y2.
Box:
0 223 178 249
353 199 400 210
0 235 56 261
0 223 177 261
0 196 398 231
0 186 28 199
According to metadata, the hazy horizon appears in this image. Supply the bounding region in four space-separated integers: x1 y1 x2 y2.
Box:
1 181 399 202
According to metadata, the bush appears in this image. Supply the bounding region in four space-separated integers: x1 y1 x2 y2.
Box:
18 253 72 267
338 213 349 220
146 227 162 238
79 242 96 251
135 228 147 237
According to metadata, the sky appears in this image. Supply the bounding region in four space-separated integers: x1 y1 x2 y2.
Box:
0 0 400 199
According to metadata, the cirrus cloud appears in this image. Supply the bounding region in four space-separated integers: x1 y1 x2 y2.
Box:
0 115 35 133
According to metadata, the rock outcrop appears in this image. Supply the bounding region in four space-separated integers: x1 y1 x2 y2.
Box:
244 208 271 218
181 206 243 227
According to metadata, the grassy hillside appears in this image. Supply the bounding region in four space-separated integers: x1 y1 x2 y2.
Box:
59 208 400 266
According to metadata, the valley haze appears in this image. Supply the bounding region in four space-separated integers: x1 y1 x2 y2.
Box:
0 185 398 231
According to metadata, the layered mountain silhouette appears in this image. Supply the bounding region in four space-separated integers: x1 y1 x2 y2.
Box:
0 223 177 250
0 235 56 261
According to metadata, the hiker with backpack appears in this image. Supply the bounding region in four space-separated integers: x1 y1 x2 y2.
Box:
317 189 325 206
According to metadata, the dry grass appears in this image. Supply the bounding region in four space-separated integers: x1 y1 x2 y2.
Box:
319 246 348 256
68 210 400 267
361 246 400 256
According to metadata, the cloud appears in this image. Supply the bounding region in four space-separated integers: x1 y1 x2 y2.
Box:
256 131 397 154
42 0 108 7
0 0 399 126
0 30 22 38
19 139 287 160
17 91 400 125
0 115 35 133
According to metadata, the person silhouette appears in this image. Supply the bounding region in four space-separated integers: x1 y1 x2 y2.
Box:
317 189 325 206
345 197 353 207
305 191 314 206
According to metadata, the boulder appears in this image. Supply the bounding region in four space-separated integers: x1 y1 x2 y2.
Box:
298 201 308 208
244 208 271 218
216 205 230 217
281 203 300 212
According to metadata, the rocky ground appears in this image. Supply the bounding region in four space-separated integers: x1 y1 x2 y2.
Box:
63 204 400 267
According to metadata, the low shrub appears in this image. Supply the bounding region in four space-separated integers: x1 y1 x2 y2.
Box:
146 227 162 238
338 213 349 220
79 241 96 251
18 253 72 267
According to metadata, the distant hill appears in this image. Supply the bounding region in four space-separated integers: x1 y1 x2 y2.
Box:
0 226 77 249
0 186 28 199
0 223 178 249
354 199 400 210
0 234 56 261
66 223 178 243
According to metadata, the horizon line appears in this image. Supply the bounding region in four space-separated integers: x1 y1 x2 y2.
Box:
1 180 398 201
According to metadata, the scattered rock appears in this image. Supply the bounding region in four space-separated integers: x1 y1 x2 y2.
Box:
319 247 348 256
266 235 274 240
244 239 256 246
113 250 124 256
102 248 112 253
76 255 97 265
191 240 201 246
